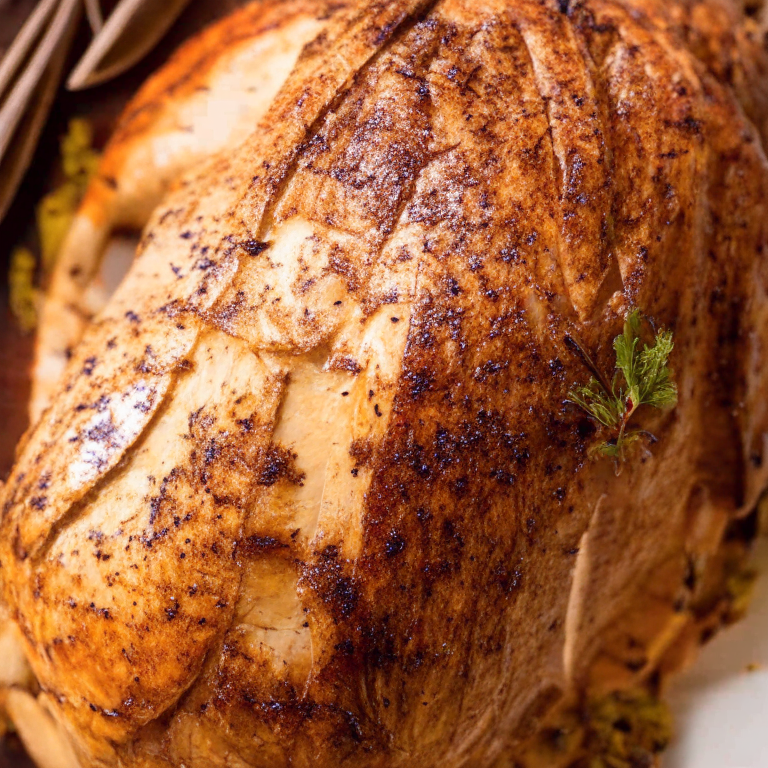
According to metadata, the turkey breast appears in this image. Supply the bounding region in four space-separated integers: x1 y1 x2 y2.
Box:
3 0 768 766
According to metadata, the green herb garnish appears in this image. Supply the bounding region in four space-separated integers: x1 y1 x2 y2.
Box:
568 309 677 464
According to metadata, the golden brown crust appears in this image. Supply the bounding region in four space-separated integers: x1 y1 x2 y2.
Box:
3 0 768 766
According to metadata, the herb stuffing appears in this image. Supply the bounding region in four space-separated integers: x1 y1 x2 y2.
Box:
583 689 673 767
568 310 678 465
8 247 37 333
8 118 98 332
37 118 99 272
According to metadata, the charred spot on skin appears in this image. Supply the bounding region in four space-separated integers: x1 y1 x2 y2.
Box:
258 445 305 487
82 356 98 376
675 115 702 135
75 395 111 413
404 369 434 399
349 439 373 468
575 417 596 442
380 288 399 305
195 257 215 270
328 356 363 374
451 476 469 498
125 311 140 324
492 563 522 595
141 526 170 549
321 545 339 561
88 603 112 620
304 545 359 621
239 535 289 557
385 532 406 557
159 299 188 319
328 247 359 288
442 519 465 549
474 359 509 383
188 406 205 432
239 239 271 256
148 469 181 526
213 289 245 325
335 639 355 657
204 440 222 465
548 357 565 377
86 417 118 444
490 468 515 485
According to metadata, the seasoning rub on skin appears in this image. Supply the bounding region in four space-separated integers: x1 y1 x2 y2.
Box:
2 1 768 767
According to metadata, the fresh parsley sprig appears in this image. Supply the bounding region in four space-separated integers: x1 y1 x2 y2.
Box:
568 310 678 464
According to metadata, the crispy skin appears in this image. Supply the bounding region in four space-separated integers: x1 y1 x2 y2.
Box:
4 0 768 766
30 0 326 421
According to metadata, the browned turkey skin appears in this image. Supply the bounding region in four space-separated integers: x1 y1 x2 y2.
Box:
2 0 768 766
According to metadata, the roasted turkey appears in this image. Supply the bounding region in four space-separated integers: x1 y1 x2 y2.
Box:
3 0 768 766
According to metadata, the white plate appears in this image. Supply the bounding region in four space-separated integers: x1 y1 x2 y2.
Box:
666 537 768 767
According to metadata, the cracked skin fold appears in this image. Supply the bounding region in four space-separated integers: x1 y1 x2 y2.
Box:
3 0 768 765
